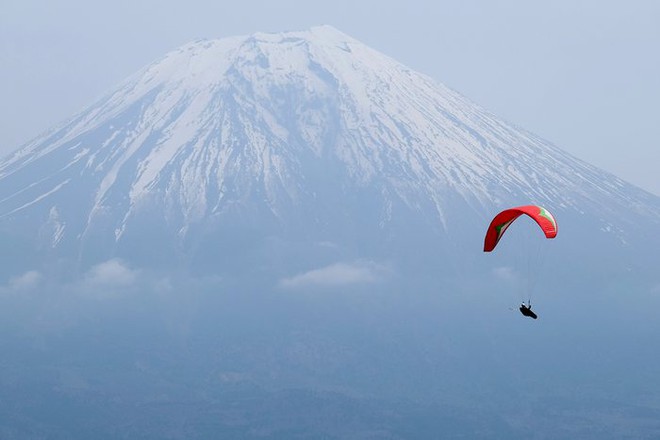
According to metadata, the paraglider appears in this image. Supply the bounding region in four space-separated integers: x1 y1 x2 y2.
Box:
483 205 558 319
483 205 557 253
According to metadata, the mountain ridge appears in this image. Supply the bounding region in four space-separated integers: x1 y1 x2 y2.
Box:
0 25 657 278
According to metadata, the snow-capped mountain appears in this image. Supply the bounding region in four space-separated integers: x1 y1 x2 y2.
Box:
0 25 658 278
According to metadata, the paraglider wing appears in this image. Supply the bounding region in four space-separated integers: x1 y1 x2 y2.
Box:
483 205 557 252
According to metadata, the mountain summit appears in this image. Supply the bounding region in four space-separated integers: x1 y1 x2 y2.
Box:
0 26 658 278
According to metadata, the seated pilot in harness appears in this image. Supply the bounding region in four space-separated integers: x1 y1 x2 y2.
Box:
519 302 538 319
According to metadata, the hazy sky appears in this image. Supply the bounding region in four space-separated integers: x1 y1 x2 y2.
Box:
2 0 658 194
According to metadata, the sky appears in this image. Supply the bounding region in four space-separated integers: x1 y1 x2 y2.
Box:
1 0 658 195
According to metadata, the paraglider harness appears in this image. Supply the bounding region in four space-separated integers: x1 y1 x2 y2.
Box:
519 301 538 320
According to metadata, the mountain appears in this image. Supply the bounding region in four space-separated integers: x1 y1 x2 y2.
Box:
2 25 660 439
0 25 658 281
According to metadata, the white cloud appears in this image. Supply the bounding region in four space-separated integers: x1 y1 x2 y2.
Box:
0 270 41 297
279 261 387 290
7 270 42 291
82 259 139 289
71 259 142 300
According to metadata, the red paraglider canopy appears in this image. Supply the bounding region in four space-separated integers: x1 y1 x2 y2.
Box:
483 205 557 252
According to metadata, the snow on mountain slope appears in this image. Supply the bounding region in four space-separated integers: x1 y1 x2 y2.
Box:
0 25 657 275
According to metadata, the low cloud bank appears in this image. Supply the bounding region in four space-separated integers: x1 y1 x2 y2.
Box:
8 270 42 291
279 260 389 290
